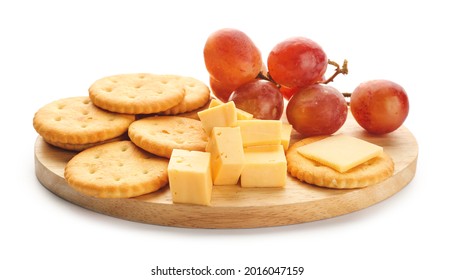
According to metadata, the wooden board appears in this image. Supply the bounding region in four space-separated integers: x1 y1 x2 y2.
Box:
34 116 418 228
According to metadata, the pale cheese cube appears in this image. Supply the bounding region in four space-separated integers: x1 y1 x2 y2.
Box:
235 108 254 120
241 145 287 188
208 98 223 107
168 149 212 205
237 120 282 147
281 123 293 151
297 134 383 173
197 101 237 135
208 99 254 120
206 127 245 185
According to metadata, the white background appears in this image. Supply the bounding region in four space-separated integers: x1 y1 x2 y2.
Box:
1 0 453 279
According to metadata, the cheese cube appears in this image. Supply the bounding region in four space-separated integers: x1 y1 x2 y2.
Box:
281 123 293 151
297 134 383 173
197 101 237 135
237 120 282 147
208 99 254 120
241 145 287 188
208 98 223 107
206 127 245 185
168 149 212 205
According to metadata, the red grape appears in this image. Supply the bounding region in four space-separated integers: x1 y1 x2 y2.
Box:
203 28 262 87
279 76 325 100
209 76 238 102
286 84 348 136
350 80 409 134
229 80 284 120
267 37 327 88
279 86 300 100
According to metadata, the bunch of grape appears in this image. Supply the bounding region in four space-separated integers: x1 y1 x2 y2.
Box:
203 28 409 136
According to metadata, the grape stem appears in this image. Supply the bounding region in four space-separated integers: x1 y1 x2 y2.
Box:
343 92 352 105
256 71 280 87
323 59 349 84
256 58 349 88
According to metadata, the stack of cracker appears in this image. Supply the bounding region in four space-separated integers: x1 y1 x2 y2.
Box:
33 73 212 198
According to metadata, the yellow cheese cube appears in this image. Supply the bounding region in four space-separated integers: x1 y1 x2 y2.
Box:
297 134 383 173
168 149 212 205
197 101 237 135
208 98 223 107
208 99 254 120
241 145 287 188
236 110 254 120
206 127 245 185
237 120 282 147
281 123 293 151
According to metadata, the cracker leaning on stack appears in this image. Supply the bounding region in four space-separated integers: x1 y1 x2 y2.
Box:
33 73 211 198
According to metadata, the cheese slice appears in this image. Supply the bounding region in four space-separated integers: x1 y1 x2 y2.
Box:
208 99 254 120
168 149 212 206
197 101 237 135
241 145 287 188
297 134 383 173
237 120 282 147
206 126 245 185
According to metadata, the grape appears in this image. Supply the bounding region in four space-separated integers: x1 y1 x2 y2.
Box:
350 80 409 134
279 76 325 100
286 84 347 136
203 28 262 87
279 86 300 100
267 37 327 88
229 80 284 120
209 76 238 102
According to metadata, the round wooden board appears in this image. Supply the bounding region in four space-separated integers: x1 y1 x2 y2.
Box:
34 116 418 229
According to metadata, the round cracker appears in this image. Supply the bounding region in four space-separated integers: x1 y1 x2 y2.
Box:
33 96 134 144
42 134 128 152
286 136 394 189
64 141 168 198
160 76 210 115
128 116 208 158
174 97 212 120
89 73 185 114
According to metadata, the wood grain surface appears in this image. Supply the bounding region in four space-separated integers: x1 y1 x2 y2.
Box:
34 116 418 228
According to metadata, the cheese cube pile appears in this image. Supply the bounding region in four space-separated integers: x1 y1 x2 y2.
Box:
199 99 292 184
199 100 288 187
199 100 289 188
167 100 291 205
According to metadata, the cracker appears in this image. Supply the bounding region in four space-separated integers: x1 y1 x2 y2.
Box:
42 134 127 152
64 141 168 198
286 136 394 189
33 96 134 144
128 116 208 158
89 73 185 114
160 76 210 115
135 97 213 121
173 97 213 120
